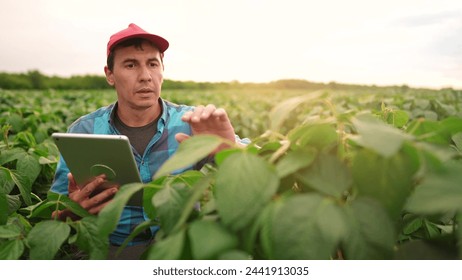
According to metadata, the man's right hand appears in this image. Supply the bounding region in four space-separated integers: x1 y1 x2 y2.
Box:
52 173 119 221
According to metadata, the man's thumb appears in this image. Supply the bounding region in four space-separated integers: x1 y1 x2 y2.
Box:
67 173 79 193
175 133 190 143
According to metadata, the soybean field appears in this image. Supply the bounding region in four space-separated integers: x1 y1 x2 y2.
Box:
1 86 461 260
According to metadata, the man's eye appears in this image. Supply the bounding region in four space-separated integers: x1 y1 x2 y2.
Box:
125 64 135 68
150 63 158 67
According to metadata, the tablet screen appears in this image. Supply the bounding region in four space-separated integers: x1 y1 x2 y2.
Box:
52 133 143 206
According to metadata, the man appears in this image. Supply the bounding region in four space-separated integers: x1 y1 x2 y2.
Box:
50 23 248 258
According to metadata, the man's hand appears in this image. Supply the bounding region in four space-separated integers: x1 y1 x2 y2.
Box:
52 173 118 221
175 104 237 152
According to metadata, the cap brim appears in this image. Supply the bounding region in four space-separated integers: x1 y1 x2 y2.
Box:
108 33 169 55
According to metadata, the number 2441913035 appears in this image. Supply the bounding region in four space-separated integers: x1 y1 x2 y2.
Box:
245 266 309 276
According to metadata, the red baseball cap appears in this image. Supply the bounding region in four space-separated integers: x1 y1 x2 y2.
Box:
106 23 169 57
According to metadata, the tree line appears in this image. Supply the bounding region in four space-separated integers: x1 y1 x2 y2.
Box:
0 70 110 90
0 70 455 93
0 70 336 91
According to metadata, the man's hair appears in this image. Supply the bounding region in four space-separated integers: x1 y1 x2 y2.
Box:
106 38 164 71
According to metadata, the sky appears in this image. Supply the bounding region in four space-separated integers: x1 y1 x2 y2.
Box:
1 0 461 89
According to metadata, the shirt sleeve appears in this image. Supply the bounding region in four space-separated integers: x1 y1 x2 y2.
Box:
50 156 70 195
235 134 251 145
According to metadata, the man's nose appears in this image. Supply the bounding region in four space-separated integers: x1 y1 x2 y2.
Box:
139 66 152 82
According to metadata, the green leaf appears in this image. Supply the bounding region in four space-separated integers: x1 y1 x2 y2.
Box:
215 152 279 231
440 117 462 136
142 183 164 221
0 239 24 260
352 149 416 220
145 229 185 260
386 110 409 128
72 216 108 260
218 250 251 260
0 193 7 225
188 220 238 259
27 220 71 260
258 200 284 260
152 171 211 236
271 194 346 259
97 183 145 237
31 192 90 219
16 153 41 189
351 114 413 158
424 220 441 239
395 239 458 260
316 200 349 244
452 132 462 151
275 147 316 178
215 148 244 166
0 148 26 166
0 224 21 238
171 170 205 187
28 201 58 219
297 153 351 198
405 161 462 214
414 98 430 109
269 91 324 132
8 212 32 234
424 110 438 121
170 175 213 233
117 220 157 256
154 135 224 179
256 141 282 156
14 131 37 148
146 173 211 230
152 184 191 234
0 167 15 194
288 123 338 150
342 198 395 260
402 217 423 235
45 192 88 219
415 142 457 173
6 194 21 214
9 170 32 205
458 212 462 259
7 113 24 133
38 156 57 164
407 119 446 144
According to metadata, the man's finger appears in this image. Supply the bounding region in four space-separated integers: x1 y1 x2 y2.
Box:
73 175 106 202
67 173 79 193
82 187 117 211
190 105 205 123
88 199 114 215
181 110 193 122
211 108 228 119
201 104 216 119
175 132 190 143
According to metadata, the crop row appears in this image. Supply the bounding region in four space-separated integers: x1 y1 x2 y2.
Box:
0 87 461 259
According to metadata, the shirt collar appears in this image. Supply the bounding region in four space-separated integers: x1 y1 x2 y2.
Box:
109 98 167 126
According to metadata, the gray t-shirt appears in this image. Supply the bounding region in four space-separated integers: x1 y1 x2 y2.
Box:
113 112 158 155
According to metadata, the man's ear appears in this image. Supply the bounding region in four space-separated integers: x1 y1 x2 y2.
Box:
104 66 115 86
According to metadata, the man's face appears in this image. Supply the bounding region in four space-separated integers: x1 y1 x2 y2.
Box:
104 41 163 111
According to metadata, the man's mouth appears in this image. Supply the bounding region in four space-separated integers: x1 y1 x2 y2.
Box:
136 88 155 94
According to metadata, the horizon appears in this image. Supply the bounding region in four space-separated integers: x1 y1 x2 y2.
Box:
1 0 461 89
3 69 459 91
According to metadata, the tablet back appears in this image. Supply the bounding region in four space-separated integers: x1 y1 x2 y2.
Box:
52 133 143 205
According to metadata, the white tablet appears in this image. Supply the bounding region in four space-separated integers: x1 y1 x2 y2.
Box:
52 132 143 206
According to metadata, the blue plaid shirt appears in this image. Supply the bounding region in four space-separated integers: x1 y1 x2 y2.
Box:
51 98 248 246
